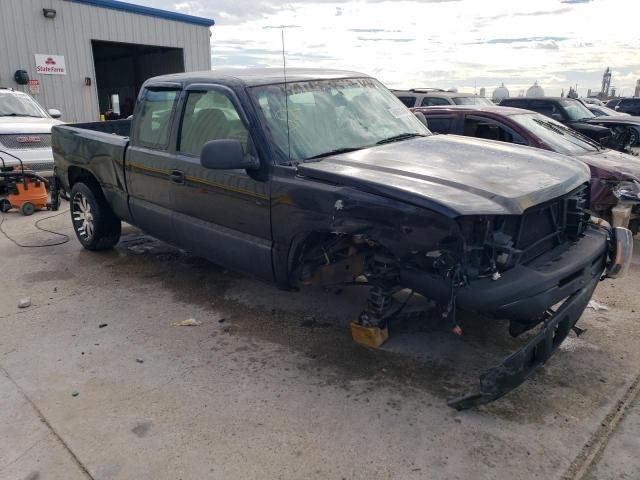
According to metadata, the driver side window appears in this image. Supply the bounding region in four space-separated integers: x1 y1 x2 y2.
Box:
464 117 527 145
178 90 249 156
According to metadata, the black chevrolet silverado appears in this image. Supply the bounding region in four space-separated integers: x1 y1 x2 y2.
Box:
51 69 633 409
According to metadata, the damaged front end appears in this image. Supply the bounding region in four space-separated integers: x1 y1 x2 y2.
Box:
399 184 632 409
291 181 631 409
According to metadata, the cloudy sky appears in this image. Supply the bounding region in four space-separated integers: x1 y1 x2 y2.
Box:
137 0 638 97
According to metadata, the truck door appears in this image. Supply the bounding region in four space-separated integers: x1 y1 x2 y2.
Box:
169 84 273 281
126 85 182 244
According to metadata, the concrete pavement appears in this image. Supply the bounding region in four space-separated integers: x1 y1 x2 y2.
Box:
1 206 639 480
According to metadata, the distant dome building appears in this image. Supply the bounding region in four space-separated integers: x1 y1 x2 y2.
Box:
492 83 509 101
526 81 545 97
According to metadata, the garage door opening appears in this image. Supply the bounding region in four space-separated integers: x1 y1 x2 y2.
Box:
91 40 185 119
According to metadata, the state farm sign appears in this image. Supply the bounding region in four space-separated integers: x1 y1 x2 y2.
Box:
34 54 66 75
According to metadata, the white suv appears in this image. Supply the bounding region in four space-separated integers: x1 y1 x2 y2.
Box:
0 89 62 178
392 88 494 108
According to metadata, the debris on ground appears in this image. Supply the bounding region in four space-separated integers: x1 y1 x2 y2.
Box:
71 391 79 397
587 300 610 312
99 323 108 328
172 318 202 327
136 358 144 363
17 297 31 308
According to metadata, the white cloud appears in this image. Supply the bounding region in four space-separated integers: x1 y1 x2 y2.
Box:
135 0 640 96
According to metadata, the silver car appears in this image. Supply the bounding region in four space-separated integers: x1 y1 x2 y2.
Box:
0 89 62 177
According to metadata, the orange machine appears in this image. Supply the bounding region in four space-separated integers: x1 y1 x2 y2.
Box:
0 172 50 216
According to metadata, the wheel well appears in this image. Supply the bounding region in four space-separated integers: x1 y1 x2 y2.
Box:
289 231 386 287
67 167 102 193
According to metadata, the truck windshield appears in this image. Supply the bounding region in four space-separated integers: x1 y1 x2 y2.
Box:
560 99 594 121
0 92 48 118
250 78 430 162
511 112 600 155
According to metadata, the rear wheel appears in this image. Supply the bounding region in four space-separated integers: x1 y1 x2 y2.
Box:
20 202 35 216
70 182 121 250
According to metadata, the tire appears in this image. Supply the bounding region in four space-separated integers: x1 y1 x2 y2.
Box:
20 202 35 216
0 199 11 213
70 182 121 250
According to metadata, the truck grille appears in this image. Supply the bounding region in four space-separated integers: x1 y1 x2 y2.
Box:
0 134 52 150
516 184 589 263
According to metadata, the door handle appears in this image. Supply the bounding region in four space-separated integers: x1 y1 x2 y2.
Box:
170 170 185 184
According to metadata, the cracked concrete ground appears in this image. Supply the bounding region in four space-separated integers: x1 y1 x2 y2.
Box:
0 205 639 480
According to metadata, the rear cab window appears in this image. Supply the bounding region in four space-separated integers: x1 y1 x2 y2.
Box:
135 88 180 149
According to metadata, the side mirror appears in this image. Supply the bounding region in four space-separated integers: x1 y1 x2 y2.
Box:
200 139 259 170
615 106 620 111
551 113 564 122
48 108 62 119
413 111 429 129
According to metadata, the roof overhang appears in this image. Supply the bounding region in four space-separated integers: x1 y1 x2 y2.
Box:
65 0 215 27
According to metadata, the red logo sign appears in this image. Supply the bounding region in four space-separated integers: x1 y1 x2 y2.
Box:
45 57 56 65
16 136 42 143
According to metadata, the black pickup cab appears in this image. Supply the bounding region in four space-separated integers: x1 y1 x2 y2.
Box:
51 69 632 408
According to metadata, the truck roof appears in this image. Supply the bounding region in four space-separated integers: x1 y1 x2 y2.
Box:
147 68 370 88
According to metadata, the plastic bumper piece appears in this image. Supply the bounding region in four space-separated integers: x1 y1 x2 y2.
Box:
447 273 599 410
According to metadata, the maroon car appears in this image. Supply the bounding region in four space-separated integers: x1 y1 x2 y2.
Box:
413 105 640 233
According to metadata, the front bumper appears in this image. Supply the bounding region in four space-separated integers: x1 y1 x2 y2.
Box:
402 225 633 409
0 148 54 179
403 226 609 325
447 273 599 409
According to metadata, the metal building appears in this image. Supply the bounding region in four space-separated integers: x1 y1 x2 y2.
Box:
0 0 214 122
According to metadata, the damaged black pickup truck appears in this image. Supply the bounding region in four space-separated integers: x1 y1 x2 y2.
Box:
51 69 633 409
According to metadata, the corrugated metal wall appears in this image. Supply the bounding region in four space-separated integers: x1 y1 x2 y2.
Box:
0 0 211 122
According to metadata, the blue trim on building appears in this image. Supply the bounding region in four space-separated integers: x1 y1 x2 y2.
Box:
66 0 215 27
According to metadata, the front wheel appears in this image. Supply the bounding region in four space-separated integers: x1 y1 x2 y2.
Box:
70 182 121 250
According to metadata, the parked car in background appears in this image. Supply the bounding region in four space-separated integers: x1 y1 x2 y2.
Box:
392 88 493 108
51 68 631 409
587 104 631 117
0 88 62 178
581 98 605 107
500 97 639 151
606 97 640 116
414 104 640 232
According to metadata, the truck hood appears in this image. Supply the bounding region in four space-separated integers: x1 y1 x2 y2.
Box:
587 115 640 126
576 149 640 181
0 116 62 134
297 135 590 217
567 122 611 139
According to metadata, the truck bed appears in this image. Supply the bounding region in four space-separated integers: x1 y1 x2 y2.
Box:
52 121 131 218
68 119 131 137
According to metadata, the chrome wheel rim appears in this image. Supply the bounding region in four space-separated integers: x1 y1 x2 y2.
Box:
72 193 94 240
